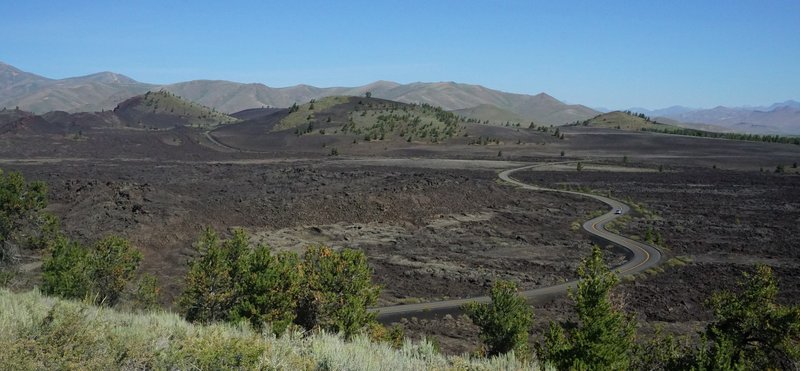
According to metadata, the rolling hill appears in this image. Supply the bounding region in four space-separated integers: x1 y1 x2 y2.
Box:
0 90 239 137
0 62 154 113
452 104 528 124
0 62 597 125
575 111 680 131
210 95 471 150
112 90 238 129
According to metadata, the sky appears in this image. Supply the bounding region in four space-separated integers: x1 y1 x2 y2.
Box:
2 0 799 109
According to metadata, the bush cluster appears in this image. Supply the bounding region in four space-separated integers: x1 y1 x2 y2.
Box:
180 228 380 338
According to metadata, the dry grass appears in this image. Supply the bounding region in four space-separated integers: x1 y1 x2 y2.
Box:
0 288 540 370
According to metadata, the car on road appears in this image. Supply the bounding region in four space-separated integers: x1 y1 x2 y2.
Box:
614 209 623 215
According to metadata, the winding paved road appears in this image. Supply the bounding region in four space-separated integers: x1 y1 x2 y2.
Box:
373 162 662 319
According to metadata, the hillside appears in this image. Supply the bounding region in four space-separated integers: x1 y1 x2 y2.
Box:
577 111 680 131
577 111 800 146
277 96 463 140
165 81 598 125
0 62 154 113
1 62 596 125
0 107 68 136
453 104 529 124
0 289 531 370
112 90 239 129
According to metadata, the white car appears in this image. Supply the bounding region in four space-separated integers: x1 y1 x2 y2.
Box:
614 209 623 215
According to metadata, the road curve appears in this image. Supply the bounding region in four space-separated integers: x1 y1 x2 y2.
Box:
373 162 662 319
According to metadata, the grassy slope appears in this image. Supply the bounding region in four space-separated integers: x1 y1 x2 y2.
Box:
452 104 529 125
275 96 465 142
0 289 536 370
274 96 351 131
116 90 239 129
578 111 680 131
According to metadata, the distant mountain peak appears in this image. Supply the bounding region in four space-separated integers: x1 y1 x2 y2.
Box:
69 71 139 84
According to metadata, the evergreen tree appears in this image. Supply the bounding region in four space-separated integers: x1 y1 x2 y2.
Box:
538 246 635 370
231 245 302 335
42 237 92 300
296 246 380 338
90 236 142 306
695 264 800 369
463 280 534 359
0 169 49 265
180 229 247 323
42 235 141 306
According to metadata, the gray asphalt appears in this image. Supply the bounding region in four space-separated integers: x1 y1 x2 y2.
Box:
372 162 662 319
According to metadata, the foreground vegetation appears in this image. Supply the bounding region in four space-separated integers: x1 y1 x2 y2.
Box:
0 288 534 370
3 168 800 369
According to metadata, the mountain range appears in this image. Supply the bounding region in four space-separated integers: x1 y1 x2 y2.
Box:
0 62 596 125
628 101 800 135
1 61 798 133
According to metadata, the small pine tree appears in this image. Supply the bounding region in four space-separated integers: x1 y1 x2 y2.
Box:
462 280 534 359
576 162 584 172
134 273 161 311
42 237 92 300
42 235 142 307
695 264 800 369
538 246 636 369
90 236 142 306
0 169 49 265
230 245 302 335
180 229 247 323
296 246 380 338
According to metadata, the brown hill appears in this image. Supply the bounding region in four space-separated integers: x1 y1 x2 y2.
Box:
1 62 597 125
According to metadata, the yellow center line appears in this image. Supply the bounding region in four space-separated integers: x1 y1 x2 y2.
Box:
592 220 651 273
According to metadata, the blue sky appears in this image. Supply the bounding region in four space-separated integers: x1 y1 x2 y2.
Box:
2 0 798 109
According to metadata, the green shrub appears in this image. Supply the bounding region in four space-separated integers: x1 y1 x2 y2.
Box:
42 237 93 300
90 236 142 306
179 228 244 323
42 236 142 306
133 273 161 311
1 289 535 369
231 244 302 335
463 280 534 359
296 245 380 338
694 264 800 369
0 168 50 265
180 230 380 339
